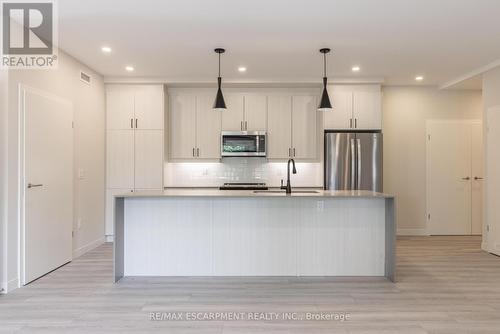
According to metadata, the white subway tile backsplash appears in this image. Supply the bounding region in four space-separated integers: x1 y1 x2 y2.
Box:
164 158 323 188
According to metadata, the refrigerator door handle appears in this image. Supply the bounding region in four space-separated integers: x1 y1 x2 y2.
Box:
357 138 362 190
350 138 356 190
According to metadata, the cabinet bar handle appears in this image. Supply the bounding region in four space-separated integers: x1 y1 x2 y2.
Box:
349 118 353 128
193 148 195 157
293 148 296 157
130 118 133 129
197 148 200 157
135 118 138 128
355 118 358 128
245 121 248 130
288 148 291 157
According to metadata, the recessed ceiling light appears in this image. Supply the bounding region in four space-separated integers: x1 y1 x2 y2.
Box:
101 46 112 53
125 66 134 72
352 66 360 72
415 76 424 81
238 67 247 73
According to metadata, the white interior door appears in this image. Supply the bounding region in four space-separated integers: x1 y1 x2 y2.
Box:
23 87 73 284
427 121 480 235
471 123 484 235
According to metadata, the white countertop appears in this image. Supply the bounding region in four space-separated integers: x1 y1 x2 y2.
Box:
115 188 394 199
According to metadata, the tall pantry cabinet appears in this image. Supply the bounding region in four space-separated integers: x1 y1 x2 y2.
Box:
105 85 164 239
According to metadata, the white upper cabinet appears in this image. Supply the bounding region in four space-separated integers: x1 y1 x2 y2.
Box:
170 95 197 159
267 95 318 161
222 94 267 131
244 95 267 131
353 90 382 130
221 94 245 131
170 94 221 160
324 88 352 129
267 96 292 159
106 85 164 130
106 87 135 130
196 95 222 159
323 85 382 130
292 95 317 160
134 85 164 130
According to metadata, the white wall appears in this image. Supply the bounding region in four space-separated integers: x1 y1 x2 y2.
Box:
482 66 500 253
3 51 105 292
382 87 483 235
0 69 7 293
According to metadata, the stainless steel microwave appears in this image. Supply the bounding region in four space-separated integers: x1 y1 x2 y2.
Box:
221 131 267 157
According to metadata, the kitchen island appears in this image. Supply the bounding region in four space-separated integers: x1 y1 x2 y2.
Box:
113 189 395 282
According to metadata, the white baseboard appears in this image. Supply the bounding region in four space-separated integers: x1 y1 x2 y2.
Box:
397 228 429 236
105 235 114 243
73 237 105 259
1 277 19 294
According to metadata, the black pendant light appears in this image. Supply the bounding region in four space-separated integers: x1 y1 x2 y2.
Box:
213 48 227 110
318 48 332 111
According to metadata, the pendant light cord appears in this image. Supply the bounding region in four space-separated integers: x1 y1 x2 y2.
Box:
323 52 327 78
218 53 221 77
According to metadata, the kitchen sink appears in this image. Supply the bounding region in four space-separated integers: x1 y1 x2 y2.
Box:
253 190 319 194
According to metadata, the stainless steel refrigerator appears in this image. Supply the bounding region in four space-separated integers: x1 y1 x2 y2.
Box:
324 131 383 192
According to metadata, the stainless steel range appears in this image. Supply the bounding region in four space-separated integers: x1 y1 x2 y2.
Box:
219 182 268 190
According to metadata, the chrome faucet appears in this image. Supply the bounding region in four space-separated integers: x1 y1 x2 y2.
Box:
280 159 297 194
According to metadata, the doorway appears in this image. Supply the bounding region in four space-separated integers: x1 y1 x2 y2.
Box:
426 120 483 235
20 85 74 284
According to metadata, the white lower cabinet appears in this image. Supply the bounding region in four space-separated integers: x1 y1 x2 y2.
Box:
134 130 164 189
106 130 134 189
105 188 133 237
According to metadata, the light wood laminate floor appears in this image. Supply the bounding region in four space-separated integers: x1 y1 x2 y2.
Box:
1 236 499 333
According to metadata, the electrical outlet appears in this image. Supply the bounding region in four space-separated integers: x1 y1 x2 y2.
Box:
78 168 85 180
316 200 324 212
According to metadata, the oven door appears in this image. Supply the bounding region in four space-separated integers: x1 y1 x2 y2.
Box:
221 131 266 157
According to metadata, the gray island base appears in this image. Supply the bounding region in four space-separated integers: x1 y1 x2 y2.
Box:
113 190 395 282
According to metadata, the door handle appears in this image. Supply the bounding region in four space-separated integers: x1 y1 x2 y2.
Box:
474 176 483 180
350 138 356 189
462 177 471 180
357 138 361 189
27 183 43 189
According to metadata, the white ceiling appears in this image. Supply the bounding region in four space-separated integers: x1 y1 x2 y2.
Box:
58 0 500 87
